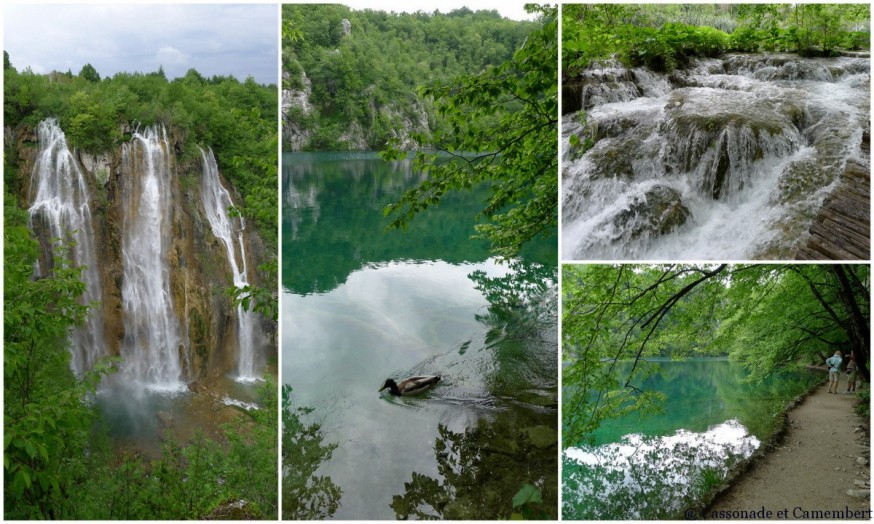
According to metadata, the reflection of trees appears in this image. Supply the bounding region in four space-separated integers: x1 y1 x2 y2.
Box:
466 260 558 396
391 416 557 520
281 385 341 519
468 259 556 332
282 154 493 295
563 428 757 519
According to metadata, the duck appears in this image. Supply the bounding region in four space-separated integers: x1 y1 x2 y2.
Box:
379 375 441 396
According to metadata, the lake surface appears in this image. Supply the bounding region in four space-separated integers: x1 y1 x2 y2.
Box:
282 152 558 519
562 358 821 519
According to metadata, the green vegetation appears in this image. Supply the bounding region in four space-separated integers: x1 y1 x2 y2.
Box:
383 5 558 258
562 264 870 446
282 4 536 151
563 4 870 75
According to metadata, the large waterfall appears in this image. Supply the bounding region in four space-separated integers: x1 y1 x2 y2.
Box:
119 126 186 391
199 148 260 381
27 119 106 377
562 54 870 259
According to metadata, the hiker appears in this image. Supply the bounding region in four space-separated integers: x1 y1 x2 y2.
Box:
826 350 843 394
846 354 858 393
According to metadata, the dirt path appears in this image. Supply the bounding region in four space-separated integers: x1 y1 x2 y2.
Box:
707 382 870 519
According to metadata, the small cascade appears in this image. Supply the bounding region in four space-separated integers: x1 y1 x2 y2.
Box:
562 53 870 259
199 148 260 382
119 126 186 392
27 118 106 377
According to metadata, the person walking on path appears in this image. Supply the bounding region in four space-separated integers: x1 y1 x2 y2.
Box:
827 350 843 394
845 354 858 393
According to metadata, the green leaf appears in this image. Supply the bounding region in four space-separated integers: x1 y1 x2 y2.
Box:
512 483 542 508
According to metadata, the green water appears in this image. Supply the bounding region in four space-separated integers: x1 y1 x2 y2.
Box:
282 152 558 519
562 358 821 520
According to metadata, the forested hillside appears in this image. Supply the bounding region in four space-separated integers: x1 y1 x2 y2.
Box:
281 5 537 150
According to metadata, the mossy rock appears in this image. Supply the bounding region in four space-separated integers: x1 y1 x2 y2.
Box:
614 185 691 239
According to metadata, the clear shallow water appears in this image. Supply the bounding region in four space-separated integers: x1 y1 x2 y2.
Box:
282 152 558 519
562 358 821 519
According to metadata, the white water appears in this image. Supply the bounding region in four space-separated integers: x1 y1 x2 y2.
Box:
199 148 261 382
563 54 870 260
119 126 186 392
27 119 106 377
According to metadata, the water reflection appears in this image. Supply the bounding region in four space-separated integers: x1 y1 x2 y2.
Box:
281 385 342 519
282 152 558 519
564 419 759 519
392 414 558 520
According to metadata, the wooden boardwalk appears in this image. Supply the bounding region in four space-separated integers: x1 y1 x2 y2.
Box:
796 158 870 260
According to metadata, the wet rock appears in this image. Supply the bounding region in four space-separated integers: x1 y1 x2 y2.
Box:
613 185 691 239
664 87 804 200
574 59 642 110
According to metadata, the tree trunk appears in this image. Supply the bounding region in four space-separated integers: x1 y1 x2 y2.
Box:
830 265 870 382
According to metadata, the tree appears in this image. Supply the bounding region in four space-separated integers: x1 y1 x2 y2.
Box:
3 191 115 518
384 5 558 258
78 63 100 83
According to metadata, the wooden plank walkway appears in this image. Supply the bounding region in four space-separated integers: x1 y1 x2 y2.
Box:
796 159 870 260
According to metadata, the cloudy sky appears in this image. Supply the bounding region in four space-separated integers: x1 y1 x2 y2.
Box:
4 4 279 84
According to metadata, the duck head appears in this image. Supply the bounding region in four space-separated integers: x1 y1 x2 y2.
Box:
379 378 399 394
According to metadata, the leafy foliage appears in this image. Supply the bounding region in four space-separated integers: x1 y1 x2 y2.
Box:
384 5 558 258
563 4 870 76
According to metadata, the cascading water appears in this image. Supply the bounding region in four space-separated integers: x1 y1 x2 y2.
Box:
119 126 186 392
562 54 870 259
199 148 260 381
27 118 106 377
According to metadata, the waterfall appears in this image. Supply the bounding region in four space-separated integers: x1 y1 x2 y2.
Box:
199 148 260 382
119 126 186 392
27 118 106 377
562 54 870 259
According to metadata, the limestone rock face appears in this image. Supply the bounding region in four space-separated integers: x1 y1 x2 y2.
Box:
282 71 313 152
17 122 273 383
